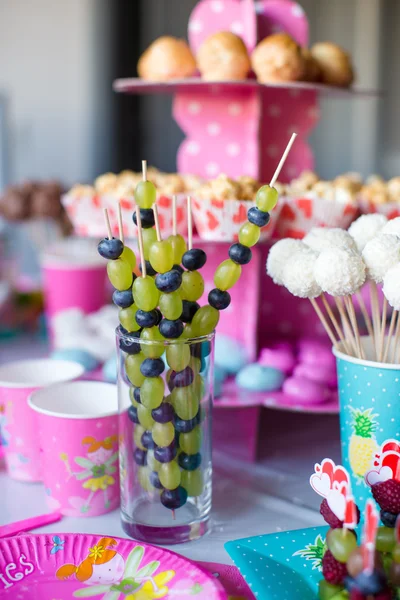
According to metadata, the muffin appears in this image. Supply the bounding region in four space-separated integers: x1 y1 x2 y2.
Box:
138 36 197 81
301 48 321 82
197 32 251 81
251 33 305 83
310 42 354 87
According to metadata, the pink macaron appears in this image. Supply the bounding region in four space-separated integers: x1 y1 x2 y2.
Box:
283 376 331 405
258 345 296 375
293 363 337 389
297 339 336 370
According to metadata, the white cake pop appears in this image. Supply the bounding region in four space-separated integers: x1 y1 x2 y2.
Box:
303 227 358 253
282 247 322 298
314 246 366 296
381 217 400 237
348 214 388 251
362 233 400 283
266 238 305 285
383 264 400 310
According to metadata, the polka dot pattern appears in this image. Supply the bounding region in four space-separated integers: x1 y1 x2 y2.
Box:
225 526 328 599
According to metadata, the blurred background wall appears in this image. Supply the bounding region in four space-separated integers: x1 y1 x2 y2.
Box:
0 0 396 188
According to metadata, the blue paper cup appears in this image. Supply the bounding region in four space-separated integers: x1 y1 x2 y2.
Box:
334 336 400 509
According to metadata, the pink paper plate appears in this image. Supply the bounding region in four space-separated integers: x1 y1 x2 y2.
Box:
0 533 228 599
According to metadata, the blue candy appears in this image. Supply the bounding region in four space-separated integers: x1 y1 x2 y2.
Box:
215 334 248 375
236 363 285 392
102 356 117 382
51 349 99 372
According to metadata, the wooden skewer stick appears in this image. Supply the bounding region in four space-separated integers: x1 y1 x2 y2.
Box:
172 195 177 237
309 298 338 348
142 159 147 182
369 281 381 360
356 290 374 343
321 293 350 355
334 297 357 356
172 509 176 521
117 202 124 244
378 297 388 362
135 206 146 278
153 204 162 242
270 133 297 187
187 196 193 251
345 295 364 359
383 309 397 363
104 208 113 240
391 312 400 364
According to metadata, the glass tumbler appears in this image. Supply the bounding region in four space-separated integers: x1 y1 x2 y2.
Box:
117 327 214 545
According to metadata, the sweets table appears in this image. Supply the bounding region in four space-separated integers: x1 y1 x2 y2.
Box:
0 335 340 564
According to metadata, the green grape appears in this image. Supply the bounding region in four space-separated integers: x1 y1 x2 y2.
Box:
180 426 202 454
166 343 191 372
181 468 203 497
181 323 195 339
191 306 220 336
107 259 132 291
159 291 183 320
256 185 278 212
143 228 158 260
135 180 157 209
129 387 139 407
152 422 175 447
138 466 157 493
125 353 145 387
133 424 146 450
194 373 205 400
191 357 201 374
172 385 199 420
140 376 164 409
214 259 241 291
238 222 260 248
393 545 400 564
133 277 160 311
119 305 140 332
318 580 344 600
137 404 155 429
327 528 357 563
147 450 161 473
120 246 137 270
168 234 187 264
141 327 165 358
376 526 396 553
180 271 204 301
159 461 181 490
149 240 174 274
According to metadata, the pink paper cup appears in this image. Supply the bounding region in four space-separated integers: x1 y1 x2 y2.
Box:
0 359 84 482
28 381 120 517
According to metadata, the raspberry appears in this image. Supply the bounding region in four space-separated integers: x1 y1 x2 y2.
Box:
320 499 343 528
372 480 400 514
322 550 348 585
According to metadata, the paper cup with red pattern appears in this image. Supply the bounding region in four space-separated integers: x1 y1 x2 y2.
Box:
191 197 281 242
275 191 359 239
358 197 400 220
62 193 188 238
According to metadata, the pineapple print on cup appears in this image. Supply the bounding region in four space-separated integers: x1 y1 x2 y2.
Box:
348 407 379 482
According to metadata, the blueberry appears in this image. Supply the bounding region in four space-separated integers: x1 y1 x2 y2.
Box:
140 357 165 377
133 387 141 404
229 242 252 265
181 301 200 323
170 366 194 388
139 261 157 277
154 309 163 326
247 206 271 228
133 208 155 229
182 248 207 271
152 402 174 423
149 471 163 489
381 510 397 528
118 324 128 335
154 440 177 463
98 237 124 260
173 264 184 274
119 330 141 354
174 415 197 433
190 340 211 358
141 430 156 450
128 406 140 424
155 269 182 293
135 309 159 328
134 448 147 466
348 571 387 596
113 288 134 308
208 288 231 310
178 452 202 471
161 486 188 510
159 319 184 339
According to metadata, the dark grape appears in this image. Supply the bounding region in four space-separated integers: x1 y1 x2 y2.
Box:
174 415 197 433
134 448 147 466
154 440 177 463
170 366 194 388
141 430 156 450
161 486 188 509
152 402 174 423
180 301 200 323
178 452 202 471
128 406 140 424
150 471 163 489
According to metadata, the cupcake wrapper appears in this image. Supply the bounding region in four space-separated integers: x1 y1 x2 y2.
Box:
358 197 400 220
191 197 281 242
275 192 359 239
62 193 188 238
